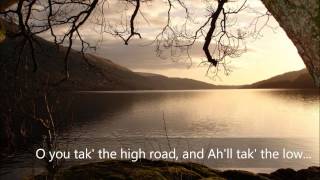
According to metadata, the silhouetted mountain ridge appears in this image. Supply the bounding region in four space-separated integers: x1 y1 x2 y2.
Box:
0 33 216 90
243 69 316 89
0 20 316 90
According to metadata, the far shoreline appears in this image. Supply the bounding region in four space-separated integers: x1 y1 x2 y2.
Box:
31 159 320 180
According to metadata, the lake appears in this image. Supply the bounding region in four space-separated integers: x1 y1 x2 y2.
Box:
1 89 319 178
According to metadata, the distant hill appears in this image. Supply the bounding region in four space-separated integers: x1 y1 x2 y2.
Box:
0 34 216 91
243 69 316 89
137 72 219 90
0 20 316 90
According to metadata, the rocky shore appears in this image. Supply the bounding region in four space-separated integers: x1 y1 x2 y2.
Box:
32 159 320 180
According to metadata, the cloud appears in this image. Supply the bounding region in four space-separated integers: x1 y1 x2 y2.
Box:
84 38 206 70
39 0 305 85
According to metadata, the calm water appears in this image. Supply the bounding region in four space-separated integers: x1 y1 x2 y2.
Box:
71 89 319 138
1 89 319 178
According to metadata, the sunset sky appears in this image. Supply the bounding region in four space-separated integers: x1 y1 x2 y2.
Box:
44 0 306 85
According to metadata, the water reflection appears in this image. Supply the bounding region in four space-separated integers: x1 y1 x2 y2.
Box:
69 89 319 138
0 89 319 179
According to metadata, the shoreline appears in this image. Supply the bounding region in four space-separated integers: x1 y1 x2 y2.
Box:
31 159 320 180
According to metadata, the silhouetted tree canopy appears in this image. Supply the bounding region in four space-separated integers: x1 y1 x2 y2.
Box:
2 0 319 87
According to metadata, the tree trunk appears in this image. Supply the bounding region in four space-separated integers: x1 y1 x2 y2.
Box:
261 0 320 87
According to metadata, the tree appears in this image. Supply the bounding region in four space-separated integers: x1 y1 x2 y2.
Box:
0 0 319 86
261 0 320 87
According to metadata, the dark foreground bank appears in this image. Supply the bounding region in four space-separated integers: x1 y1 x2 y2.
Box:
31 159 320 180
